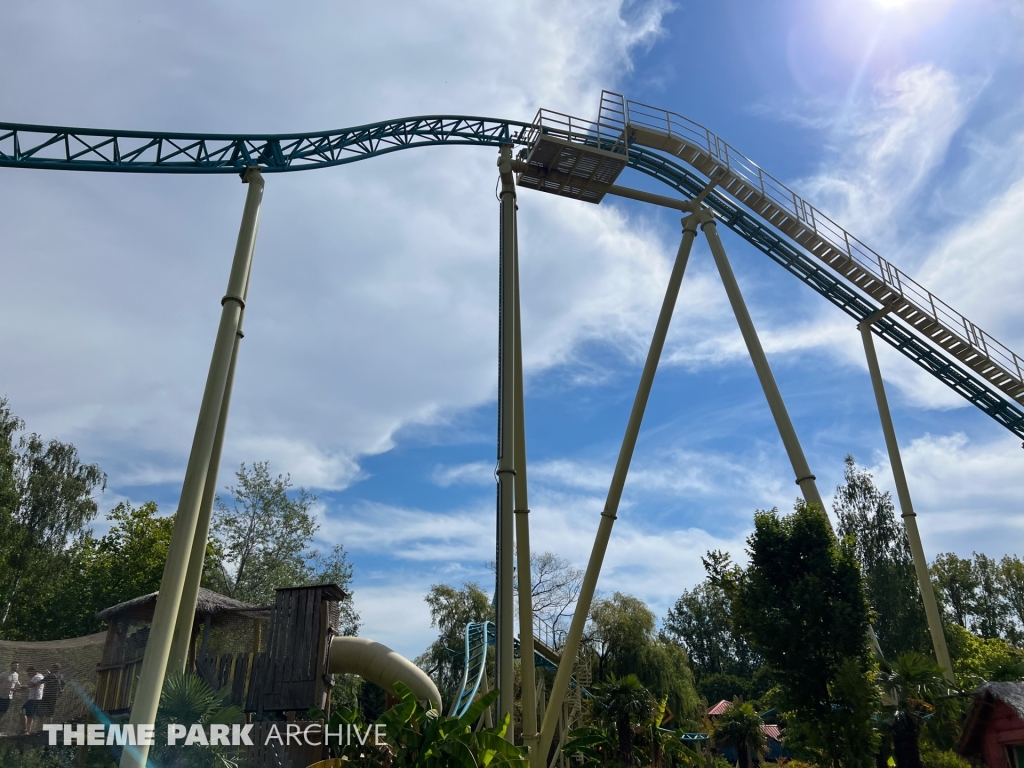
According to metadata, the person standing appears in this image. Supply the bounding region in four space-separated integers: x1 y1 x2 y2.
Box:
0 662 19 723
21 665 44 735
39 664 63 722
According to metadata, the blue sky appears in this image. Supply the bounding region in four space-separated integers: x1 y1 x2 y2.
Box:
1 0 1022 658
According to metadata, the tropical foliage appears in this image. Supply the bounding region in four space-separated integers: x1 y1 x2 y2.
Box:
564 675 701 768
711 699 766 768
150 671 245 768
323 683 527 767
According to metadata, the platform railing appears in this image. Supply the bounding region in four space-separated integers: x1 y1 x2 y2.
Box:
525 107 628 157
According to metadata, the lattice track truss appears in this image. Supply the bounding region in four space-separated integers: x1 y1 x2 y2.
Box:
0 117 532 174
1 113 1022 439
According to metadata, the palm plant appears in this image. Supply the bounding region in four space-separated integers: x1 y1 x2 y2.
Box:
876 652 947 768
594 674 656 767
151 671 244 768
711 699 766 768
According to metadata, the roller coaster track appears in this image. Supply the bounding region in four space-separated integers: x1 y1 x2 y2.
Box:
448 621 562 719
2 100 1022 439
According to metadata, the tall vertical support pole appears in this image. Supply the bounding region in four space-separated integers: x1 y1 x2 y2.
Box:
120 168 264 768
537 215 700 763
859 318 956 683
702 217 825 508
513 205 539 752
496 145 517 739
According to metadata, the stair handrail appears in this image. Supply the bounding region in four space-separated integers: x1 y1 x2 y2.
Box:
620 95 1024 387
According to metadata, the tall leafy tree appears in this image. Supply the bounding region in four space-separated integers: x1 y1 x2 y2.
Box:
971 553 1010 640
930 552 1014 643
834 456 929 658
999 556 1024 646
730 501 876 768
207 461 358 634
664 551 762 702
0 399 106 636
930 553 977 629
416 582 493 708
589 592 700 724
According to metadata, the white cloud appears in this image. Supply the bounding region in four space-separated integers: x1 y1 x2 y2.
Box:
0 0 678 497
796 65 967 245
431 461 495 487
857 431 1024 557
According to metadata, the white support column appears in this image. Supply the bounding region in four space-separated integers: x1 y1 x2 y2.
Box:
120 168 264 768
496 145 517 739
702 217 825 508
859 317 955 683
536 214 700 763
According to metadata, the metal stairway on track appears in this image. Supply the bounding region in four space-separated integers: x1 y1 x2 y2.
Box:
607 92 1024 408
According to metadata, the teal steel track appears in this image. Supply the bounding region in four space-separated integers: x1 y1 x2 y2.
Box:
2 115 1022 439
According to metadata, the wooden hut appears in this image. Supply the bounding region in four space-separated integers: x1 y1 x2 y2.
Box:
93 584 348 719
93 588 266 713
958 681 1024 768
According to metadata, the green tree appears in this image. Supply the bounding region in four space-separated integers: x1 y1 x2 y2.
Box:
834 457 930 658
88 501 176 610
999 556 1024 645
590 592 701 725
730 501 876 768
664 551 762 703
711 699 767 768
930 554 976 629
0 399 106 638
416 582 493 708
971 553 1010 640
207 462 358 633
944 623 1024 686
930 552 1013 643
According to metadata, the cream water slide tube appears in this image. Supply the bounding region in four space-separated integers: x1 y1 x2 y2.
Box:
328 636 442 710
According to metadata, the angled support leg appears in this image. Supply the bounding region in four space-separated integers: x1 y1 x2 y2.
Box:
705 216 888 660
169 278 250 672
536 213 700 763
702 216 825 508
859 313 955 683
121 168 264 768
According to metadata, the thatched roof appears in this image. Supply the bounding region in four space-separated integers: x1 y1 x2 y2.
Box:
96 588 258 623
974 681 1024 719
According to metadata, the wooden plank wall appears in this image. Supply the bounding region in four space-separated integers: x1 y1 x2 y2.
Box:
261 587 334 713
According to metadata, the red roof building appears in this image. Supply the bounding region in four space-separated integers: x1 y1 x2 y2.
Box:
958 682 1024 768
708 699 733 716
707 699 786 760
